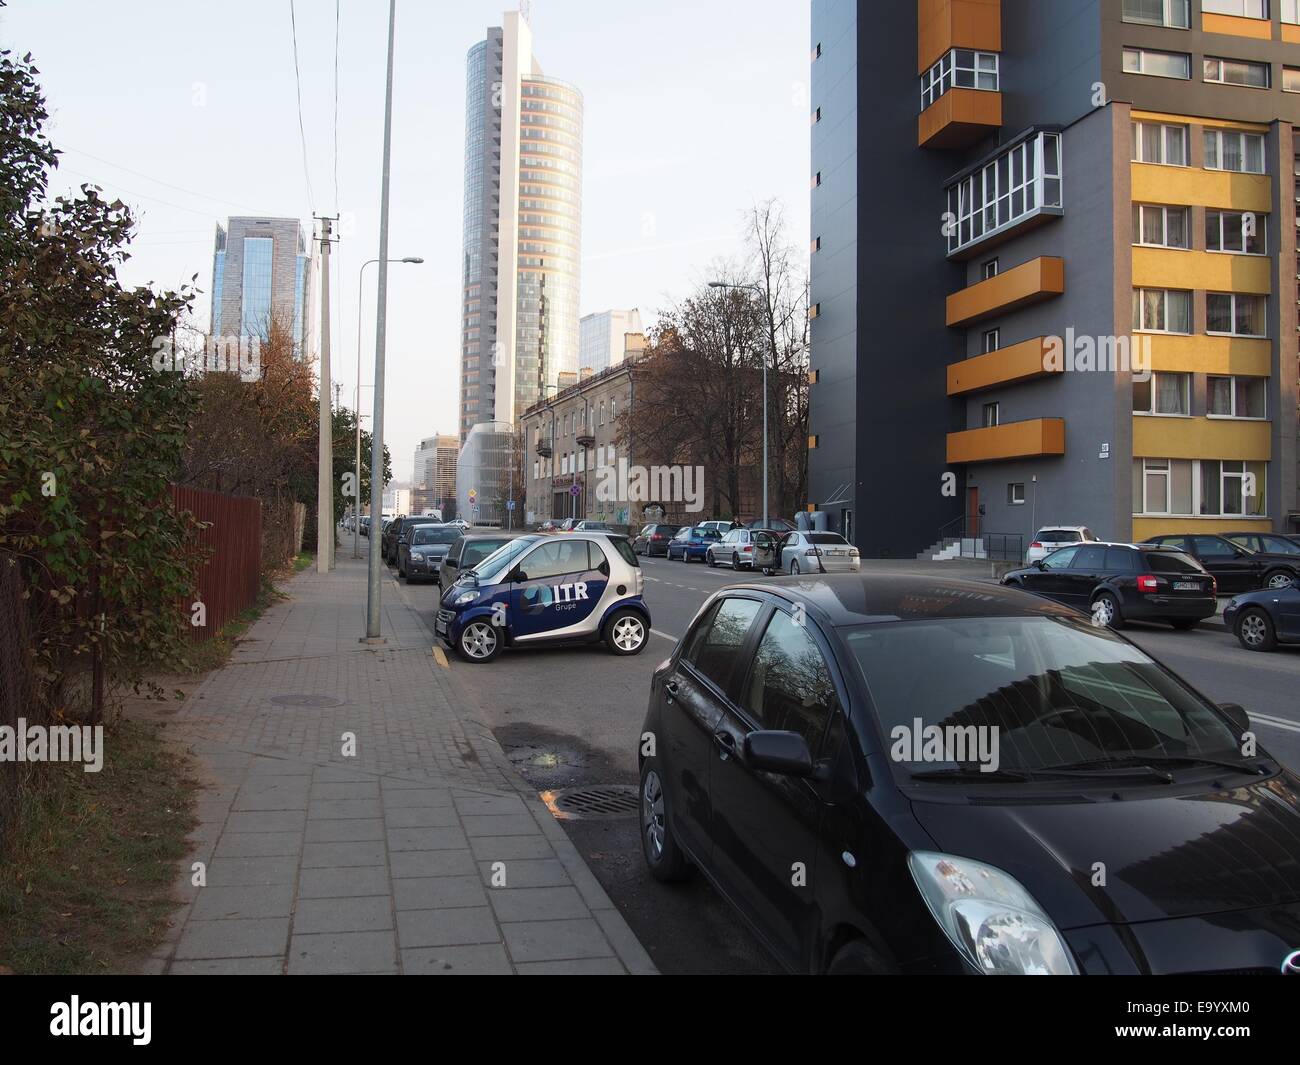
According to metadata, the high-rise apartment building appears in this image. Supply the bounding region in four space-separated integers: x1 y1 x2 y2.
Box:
458 10 584 442
579 309 644 371
809 0 1300 557
211 216 314 354
411 434 459 516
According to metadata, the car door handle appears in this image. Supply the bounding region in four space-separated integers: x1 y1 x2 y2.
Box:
712 730 736 759
665 681 679 701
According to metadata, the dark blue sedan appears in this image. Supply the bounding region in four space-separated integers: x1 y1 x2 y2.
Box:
666 525 721 562
1224 578 1300 651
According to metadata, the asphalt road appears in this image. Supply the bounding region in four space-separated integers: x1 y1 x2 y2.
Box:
388 543 1300 974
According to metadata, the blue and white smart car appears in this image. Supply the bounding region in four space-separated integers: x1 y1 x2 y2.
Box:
435 532 650 663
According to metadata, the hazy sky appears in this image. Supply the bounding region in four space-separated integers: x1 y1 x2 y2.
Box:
2 0 811 480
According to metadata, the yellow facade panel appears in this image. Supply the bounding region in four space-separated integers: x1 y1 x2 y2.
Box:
1133 516 1272 539
1201 12 1273 39
1131 246 1271 295
1131 416 1271 461
1144 333 1271 376
1130 164 1271 213
947 337 1055 395
946 418 1065 463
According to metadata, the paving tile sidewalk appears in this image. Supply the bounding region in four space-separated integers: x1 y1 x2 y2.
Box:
148 542 655 975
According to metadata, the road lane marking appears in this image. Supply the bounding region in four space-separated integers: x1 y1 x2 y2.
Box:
1251 711 1300 735
651 628 679 643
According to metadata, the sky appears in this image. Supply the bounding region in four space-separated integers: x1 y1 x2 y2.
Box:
1 0 811 481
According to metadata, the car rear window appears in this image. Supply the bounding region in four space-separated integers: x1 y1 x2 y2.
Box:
1145 551 1202 574
609 536 639 568
1036 529 1081 542
808 533 849 545
411 527 459 545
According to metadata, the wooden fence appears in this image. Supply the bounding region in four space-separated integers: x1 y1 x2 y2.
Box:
171 485 262 641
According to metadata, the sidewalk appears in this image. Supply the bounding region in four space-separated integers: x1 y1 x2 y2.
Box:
147 542 656 975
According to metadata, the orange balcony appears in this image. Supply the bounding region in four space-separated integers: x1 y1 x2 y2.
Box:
918 0 1001 73
946 256 1064 328
918 87 1002 149
947 418 1066 464
947 336 1056 395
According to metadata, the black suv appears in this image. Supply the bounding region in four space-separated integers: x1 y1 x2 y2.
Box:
381 515 412 566
1143 533 1300 592
1002 542 1215 629
632 523 681 557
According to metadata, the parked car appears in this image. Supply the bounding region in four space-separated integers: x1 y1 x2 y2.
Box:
744 516 797 532
538 520 559 533
1223 531 1300 559
435 533 649 663
633 523 682 557
1025 526 1098 565
397 523 461 583
570 519 614 533
638 573 1294 974
1002 542 1216 629
706 527 764 569
438 531 526 594
381 515 413 565
696 520 736 537
666 526 721 562
359 516 371 538
1224 579 1300 652
1143 533 1300 592
780 531 860 575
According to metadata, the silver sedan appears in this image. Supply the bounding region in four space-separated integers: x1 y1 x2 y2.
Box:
780 531 860 575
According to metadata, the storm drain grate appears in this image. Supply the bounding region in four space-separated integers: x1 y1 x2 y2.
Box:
545 784 640 820
269 693 345 708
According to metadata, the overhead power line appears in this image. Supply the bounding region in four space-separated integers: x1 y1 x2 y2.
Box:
289 0 317 212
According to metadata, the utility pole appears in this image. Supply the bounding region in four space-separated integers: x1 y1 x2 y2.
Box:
365 0 397 642
316 215 337 573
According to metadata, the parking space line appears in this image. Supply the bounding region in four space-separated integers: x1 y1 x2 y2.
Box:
432 645 449 669
1252 711 1300 735
651 628 679 643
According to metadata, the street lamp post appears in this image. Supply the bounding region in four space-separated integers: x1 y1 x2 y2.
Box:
354 255 422 558
709 280 770 526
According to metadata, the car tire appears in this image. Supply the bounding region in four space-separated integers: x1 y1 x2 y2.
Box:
790 560 800 575
732 552 740 569
826 938 896 975
1091 591 1123 629
1169 618 1199 631
639 759 691 883
1236 607 1277 652
707 552 717 568
603 608 647 656
1264 569 1296 591
457 619 502 663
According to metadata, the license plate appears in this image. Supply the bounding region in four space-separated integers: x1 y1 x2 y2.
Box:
1173 581 1199 591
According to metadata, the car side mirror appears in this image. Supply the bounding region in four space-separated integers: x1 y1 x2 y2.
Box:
1218 702 1250 737
1034 560 1046 570
744 730 813 777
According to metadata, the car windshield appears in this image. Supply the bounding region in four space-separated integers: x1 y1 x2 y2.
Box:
466 535 540 583
411 527 459 545
461 539 509 566
843 615 1244 783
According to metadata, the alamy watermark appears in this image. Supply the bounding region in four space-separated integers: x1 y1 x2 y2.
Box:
890 718 1000 773
1043 329 1151 381
151 335 261 382
0 718 104 773
595 458 705 512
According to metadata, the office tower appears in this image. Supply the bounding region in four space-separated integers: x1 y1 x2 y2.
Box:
579 309 644 371
411 434 460 516
211 216 314 355
458 9 584 439
808 0 1300 556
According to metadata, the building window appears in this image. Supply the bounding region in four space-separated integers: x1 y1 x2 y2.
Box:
808 434 819 449
1134 458 1194 515
1206 292 1266 337
812 106 821 124
1201 460 1267 516
1285 0 1300 22
944 131 1063 255
1132 371 1191 415
810 303 821 319
1132 204 1190 248
1131 121 1189 165
1284 67 1300 92
812 171 822 188
1133 458 1267 517
1203 56 1270 88
599 401 605 425
1122 0 1190 27
1204 128 1265 173
1208 374 1268 417
1007 483 1026 505
1203 0 1268 16
982 402 1000 427
1206 209 1266 254
611 396 618 419
1122 48 1191 80
982 328 1000 353
812 236 822 252
1132 288 1193 333
813 42 822 60
920 49 999 110
981 258 999 279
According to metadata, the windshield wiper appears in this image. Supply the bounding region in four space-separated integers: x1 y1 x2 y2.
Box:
1040 753 1266 780
907 766 1074 783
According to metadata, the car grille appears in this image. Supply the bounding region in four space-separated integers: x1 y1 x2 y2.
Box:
437 609 454 625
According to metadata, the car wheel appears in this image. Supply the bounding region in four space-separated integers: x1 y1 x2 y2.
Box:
1090 591 1123 629
1169 618 1199 631
398 559 407 579
707 551 717 568
826 938 896 975
1236 608 1277 652
603 608 647 656
790 560 800 575
639 760 690 882
457 620 502 663
1264 569 1296 590
732 552 740 569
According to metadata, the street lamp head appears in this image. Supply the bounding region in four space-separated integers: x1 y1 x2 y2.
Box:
402 257 424 264
707 281 727 289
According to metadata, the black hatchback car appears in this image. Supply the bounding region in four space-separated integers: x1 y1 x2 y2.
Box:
1143 533 1300 592
639 575 1300 974
1002 542 1215 629
1224 580 1300 652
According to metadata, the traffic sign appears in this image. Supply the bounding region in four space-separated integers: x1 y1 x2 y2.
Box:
506 499 515 511
468 488 478 504
569 484 581 497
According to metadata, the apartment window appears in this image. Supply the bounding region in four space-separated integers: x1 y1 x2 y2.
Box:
981 258 999 279
982 328 1000 353
1132 204 1190 248
1134 458 1267 516
1204 128 1265 173
610 396 618 419
1007 483 1026 506
920 49 999 110
813 171 822 188
1122 48 1191 80
812 106 822 124
812 236 822 252
1284 67 1300 92
1206 292 1266 337
1132 288 1192 333
982 402 1000 427
1134 459 1194 515
813 43 822 60
1202 0 1268 16
1202 460 1267 516
810 302 821 319
1206 209 1266 253
1203 57 1270 88
1122 0 1190 26
1131 121 1189 165
808 434 820 449
1285 0 1300 22
1208 374 1268 417
944 131 1062 255
1133 371 1191 415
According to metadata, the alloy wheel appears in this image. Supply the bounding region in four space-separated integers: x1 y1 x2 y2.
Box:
460 621 498 660
1240 612 1268 648
612 616 645 651
642 769 665 860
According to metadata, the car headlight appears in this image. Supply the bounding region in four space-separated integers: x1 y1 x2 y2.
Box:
907 852 1077 975
454 592 477 606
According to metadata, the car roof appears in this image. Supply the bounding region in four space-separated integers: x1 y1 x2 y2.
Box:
458 531 524 541
718 574 1079 626
1047 540 1178 551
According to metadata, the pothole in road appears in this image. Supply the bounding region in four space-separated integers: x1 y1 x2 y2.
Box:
494 722 627 792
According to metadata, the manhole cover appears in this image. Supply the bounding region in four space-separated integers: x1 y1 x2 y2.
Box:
543 784 640 820
269 693 345 708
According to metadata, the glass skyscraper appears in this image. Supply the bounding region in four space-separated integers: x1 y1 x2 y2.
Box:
210 217 314 358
